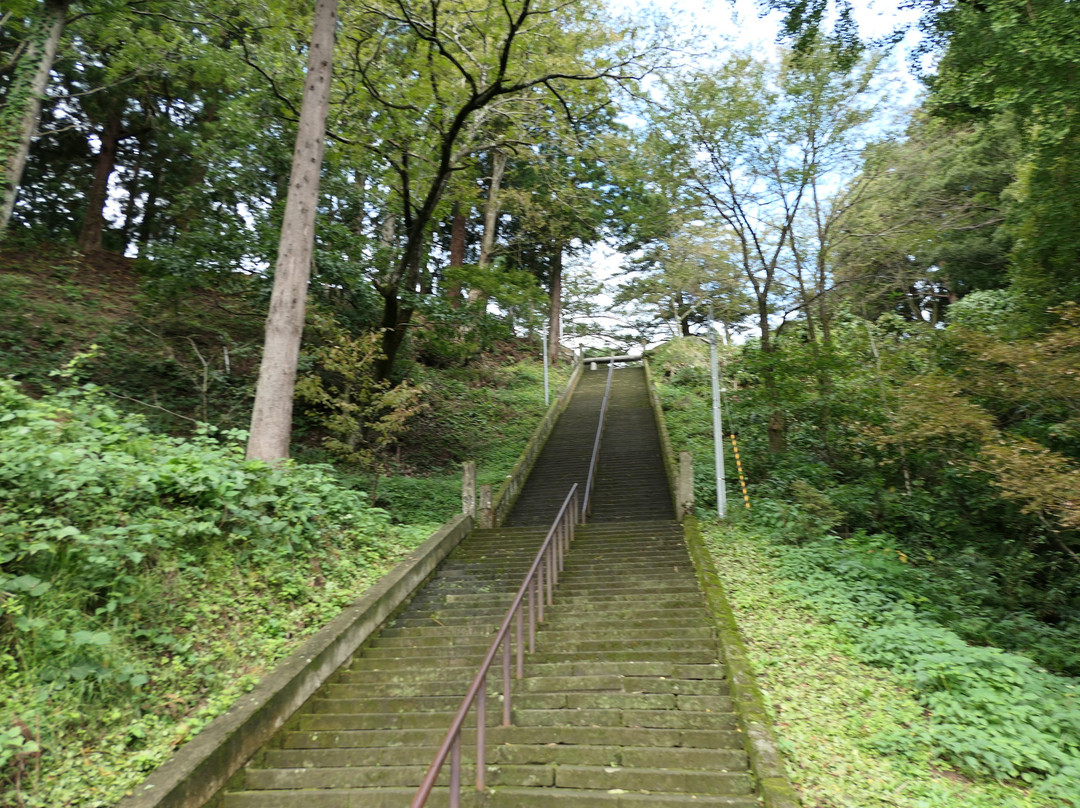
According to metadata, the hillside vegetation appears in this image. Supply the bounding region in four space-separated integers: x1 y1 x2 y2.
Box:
0 248 564 807
652 327 1080 806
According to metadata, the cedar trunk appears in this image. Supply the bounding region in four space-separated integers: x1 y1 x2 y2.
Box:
468 150 507 304
246 0 337 462
78 106 123 252
548 242 563 365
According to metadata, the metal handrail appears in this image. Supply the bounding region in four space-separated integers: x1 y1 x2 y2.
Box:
410 484 579 808
581 357 615 522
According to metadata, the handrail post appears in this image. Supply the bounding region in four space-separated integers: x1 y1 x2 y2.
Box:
450 733 461 808
502 636 512 726
476 686 486 790
462 461 476 518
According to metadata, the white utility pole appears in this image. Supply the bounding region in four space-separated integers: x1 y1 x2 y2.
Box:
710 313 727 518
542 327 550 405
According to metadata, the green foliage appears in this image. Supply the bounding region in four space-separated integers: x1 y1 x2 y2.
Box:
0 379 424 806
296 315 428 473
706 520 1062 808
732 519 1080 802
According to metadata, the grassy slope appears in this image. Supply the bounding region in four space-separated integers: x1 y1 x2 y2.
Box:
706 520 1057 808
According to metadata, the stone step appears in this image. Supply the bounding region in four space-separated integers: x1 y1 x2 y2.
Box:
239 763 555 790
237 763 753 794
278 725 745 751
224 789 758 808
388 606 707 627
486 790 758 808
263 743 747 771
382 617 710 638
374 626 713 646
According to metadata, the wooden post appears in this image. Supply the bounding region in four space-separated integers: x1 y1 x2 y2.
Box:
462 461 477 518
679 451 694 520
479 484 493 529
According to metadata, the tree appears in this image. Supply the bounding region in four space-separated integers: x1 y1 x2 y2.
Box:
832 113 1018 325
246 0 338 463
334 0 655 382
0 0 70 237
654 47 881 451
613 222 750 341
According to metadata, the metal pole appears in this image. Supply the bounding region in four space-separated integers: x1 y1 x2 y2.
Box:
710 313 727 519
542 328 550 405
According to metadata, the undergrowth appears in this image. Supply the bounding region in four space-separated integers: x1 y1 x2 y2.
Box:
705 519 1069 808
707 517 1080 806
0 380 431 807
358 357 573 523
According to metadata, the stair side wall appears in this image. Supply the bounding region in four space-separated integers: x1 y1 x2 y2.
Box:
116 514 474 808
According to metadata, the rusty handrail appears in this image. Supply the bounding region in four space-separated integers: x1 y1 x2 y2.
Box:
581 357 615 522
410 484 579 808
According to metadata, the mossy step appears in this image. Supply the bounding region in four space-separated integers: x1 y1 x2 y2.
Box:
304 691 712 716
261 745 443 768
367 629 712 652
538 625 713 639
262 743 748 773
386 606 706 627
532 627 716 643
490 724 745 750
545 584 701 598
328 660 729 690
523 638 718 655
298 712 496 731
277 724 744 752
509 708 738 731
483 743 747 770
528 649 717 665
552 765 752 794
347 653 487 670
240 763 553 790
383 617 707 637
223 788 474 808
518 675 728 697
360 641 494 658
485 788 758 807
536 606 709 624
279 727 476 749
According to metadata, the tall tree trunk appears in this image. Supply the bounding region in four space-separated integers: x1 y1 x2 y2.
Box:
246 0 337 462
757 294 785 454
446 200 465 306
137 162 162 251
0 0 69 237
468 150 506 304
678 290 692 337
548 242 563 365
78 105 123 252
120 137 145 250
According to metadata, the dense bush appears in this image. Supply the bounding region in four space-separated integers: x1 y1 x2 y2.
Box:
0 379 425 806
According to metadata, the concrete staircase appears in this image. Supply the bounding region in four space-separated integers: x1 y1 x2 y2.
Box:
219 366 755 807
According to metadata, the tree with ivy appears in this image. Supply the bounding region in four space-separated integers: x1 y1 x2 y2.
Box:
0 0 70 236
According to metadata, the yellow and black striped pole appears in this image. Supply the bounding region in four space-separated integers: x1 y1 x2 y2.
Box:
730 433 750 509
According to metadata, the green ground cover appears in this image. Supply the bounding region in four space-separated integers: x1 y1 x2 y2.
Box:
0 381 434 807
705 520 1070 808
